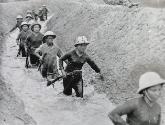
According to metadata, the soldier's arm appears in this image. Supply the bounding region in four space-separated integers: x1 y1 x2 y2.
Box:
108 100 136 125
86 55 100 73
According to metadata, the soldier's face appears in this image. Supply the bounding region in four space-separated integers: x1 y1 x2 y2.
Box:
33 25 40 33
146 84 162 102
22 25 29 31
77 44 87 53
46 36 54 45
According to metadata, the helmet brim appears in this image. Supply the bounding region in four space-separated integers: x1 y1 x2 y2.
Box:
137 80 165 94
43 35 56 40
74 43 89 47
31 24 42 31
21 24 30 28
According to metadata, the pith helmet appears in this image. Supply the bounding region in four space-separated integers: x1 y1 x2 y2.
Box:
21 22 30 28
16 15 23 19
26 14 33 18
74 36 90 47
27 10 32 13
137 72 165 94
43 31 56 40
31 23 42 31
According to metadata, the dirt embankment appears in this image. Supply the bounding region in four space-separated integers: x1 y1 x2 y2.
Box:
0 1 42 125
46 0 165 104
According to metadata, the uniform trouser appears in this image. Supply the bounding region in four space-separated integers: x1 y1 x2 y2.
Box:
63 71 83 98
39 16 44 21
18 44 26 57
41 63 47 78
29 53 39 65
43 14 47 20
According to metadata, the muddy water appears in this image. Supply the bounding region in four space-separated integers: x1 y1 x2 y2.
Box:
0 18 115 125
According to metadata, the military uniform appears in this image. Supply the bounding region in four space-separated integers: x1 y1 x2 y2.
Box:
26 32 44 65
59 49 100 97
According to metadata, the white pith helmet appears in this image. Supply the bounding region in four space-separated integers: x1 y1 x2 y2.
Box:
74 36 90 46
43 31 56 40
21 22 30 27
16 15 23 19
137 72 165 94
26 14 33 18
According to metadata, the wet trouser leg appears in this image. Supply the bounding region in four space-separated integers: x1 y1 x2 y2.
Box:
73 79 83 98
63 75 72 96
63 72 83 98
21 45 26 57
30 54 39 65
41 63 47 78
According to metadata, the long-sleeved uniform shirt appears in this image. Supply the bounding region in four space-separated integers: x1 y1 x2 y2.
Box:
26 32 44 53
16 30 31 44
59 49 100 73
109 97 161 125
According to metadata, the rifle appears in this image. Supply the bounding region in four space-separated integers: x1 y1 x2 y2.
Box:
47 75 63 87
46 70 82 87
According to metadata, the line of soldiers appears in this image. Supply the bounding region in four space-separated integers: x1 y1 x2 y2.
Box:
7 7 103 99
6 7 165 125
6 5 49 35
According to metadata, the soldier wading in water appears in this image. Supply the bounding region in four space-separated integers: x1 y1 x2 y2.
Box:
108 72 165 125
59 36 103 98
26 23 44 67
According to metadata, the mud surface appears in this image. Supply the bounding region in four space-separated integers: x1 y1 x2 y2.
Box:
0 0 165 124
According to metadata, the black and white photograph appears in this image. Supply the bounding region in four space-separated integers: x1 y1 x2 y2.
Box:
0 0 165 125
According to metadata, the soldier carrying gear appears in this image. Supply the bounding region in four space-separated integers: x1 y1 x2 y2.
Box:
32 9 38 21
42 5 49 20
59 36 103 98
16 22 31 57
38 8 44 21
35 31 63 78
26 23 43 67
7 15 23 34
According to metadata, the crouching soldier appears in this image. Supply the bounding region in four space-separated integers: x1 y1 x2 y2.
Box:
35 31 63 78
26 23 43 67
16 22 31 57
59 36 103 98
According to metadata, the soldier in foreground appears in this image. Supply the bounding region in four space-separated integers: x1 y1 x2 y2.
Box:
108 72 164 125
